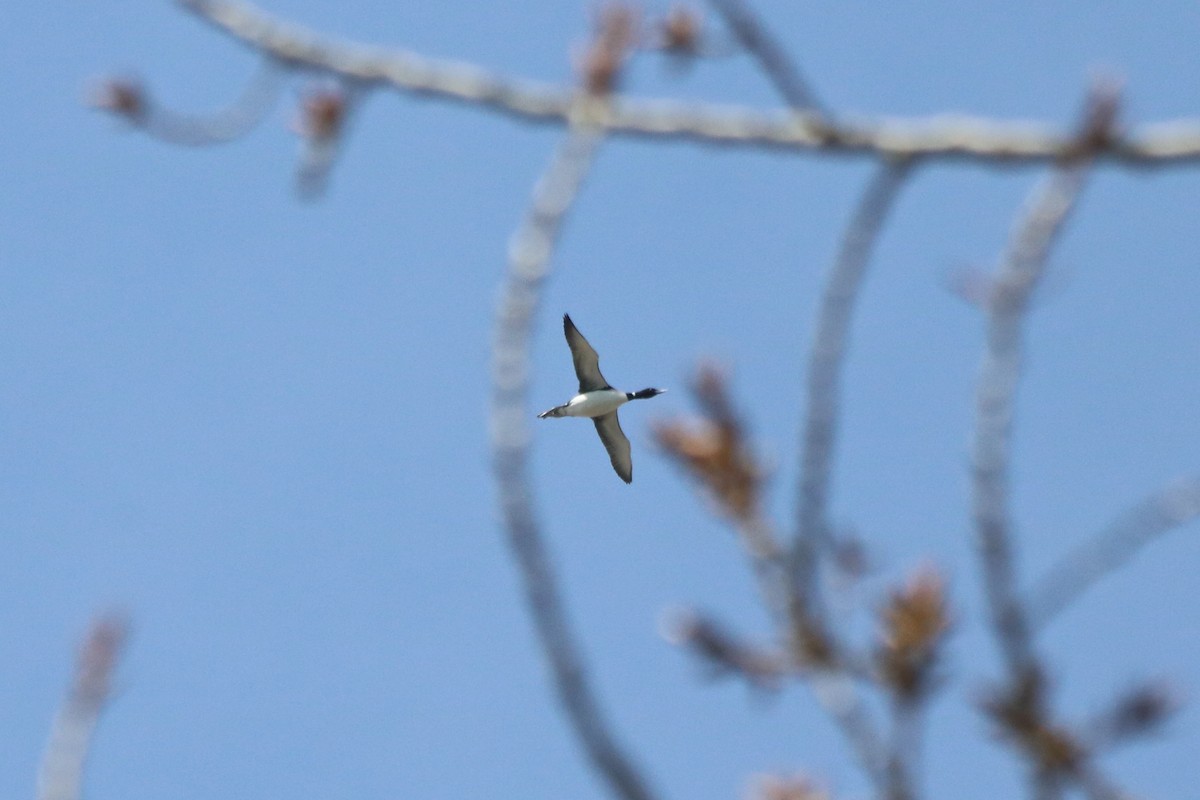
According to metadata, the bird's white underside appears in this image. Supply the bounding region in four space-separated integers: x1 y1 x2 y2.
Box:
559 389 628 418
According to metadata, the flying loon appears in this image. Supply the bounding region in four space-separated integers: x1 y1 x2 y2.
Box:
537 314 666 483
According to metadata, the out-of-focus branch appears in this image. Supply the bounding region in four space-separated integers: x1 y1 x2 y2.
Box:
662 608 787 690
969 78 1111 676
90 57 282 145
174 0 1200 164
1028 476 1200 629
653 365 785 617
970 160 1091 674
1083 680 1181 753
491 124 659 800
37 615 129 800
292 81 359 198
655 367 889 791
771 161 915 795
793 159 914 634
969 87 1137 799
809 670 888 789
705 0 826 117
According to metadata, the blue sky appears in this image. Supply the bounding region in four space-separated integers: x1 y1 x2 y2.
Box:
4 2 1200 798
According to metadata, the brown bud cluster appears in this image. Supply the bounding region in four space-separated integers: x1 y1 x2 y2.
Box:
74 614 129 707
90 78 147 122
654 364 763 521
751 774 830 800
658 6 704 55
297 85 347 142
576 3 640 95
876 566 949 701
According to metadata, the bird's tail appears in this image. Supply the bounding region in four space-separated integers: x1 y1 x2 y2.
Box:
537 405 568 419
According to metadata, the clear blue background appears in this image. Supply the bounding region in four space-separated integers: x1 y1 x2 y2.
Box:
3 2 1199 798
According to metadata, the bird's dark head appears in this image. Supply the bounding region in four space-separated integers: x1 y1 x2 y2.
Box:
629 387 667 401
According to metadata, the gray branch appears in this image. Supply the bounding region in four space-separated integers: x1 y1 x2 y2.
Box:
706 0 827 116
1028 476 1200 629
789 161 915 798
37 616 129 800
178 0 1200 164
94 57 282 146
793 160 914 614
490 124 660 800
970 162 1091 675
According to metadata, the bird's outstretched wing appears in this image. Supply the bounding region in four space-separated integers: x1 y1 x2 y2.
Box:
563 314 610 393
593 411 633 483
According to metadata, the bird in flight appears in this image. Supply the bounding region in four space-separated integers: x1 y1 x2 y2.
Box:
538 314 666 483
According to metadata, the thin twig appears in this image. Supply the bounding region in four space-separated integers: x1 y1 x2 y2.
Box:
1027 476 1200 629
705 0 827 117
1032 770 1065 800
970 161 1091 677
793 159 915 622
175 0 1200 164
93 56 282 146
37 615 129 800
969 88 1140 799
809 670 889 788
490 123 660 800
885 700 920 800
785 162 915 796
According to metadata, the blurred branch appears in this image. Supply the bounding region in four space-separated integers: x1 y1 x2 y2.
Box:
490 124 659 800
653 365 785 619
1084 679 1181 753
1028 476 1200 629
656 368 888 790
37 615 129 800
969 87 1136 799
793 159 914 632
91 57 282 145
970 159 1090 675
809 670 888 789
970 87 1103 674
705 0 827 116
783 161 916 795
293 81 359 198
175 0 1200 164
662 608 787 690
885 700 920 800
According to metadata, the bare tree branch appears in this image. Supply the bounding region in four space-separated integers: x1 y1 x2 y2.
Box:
1028 476 1200 629
490 123 660 800
778 161 916 797
662 608 787 690
809 670 888 789
970 160 1091 677
174 0 1200 164
793 159 914 625
705 0 827 116
656 367 891 792
654 365 790 624
91 56 282 146
37 615 129 800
